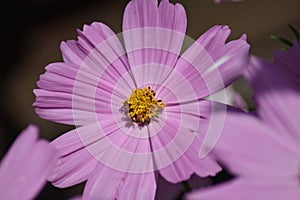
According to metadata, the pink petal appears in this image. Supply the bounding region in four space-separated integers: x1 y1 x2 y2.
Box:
62 22 130 77
172 25 249 99
75 23 134 88
159 149 220 183
83 163 157 200
187 177 300 200
61 22 134 90
209 111 300 177
153 99 221 183
34 61 129 125
49 120 154 184
48 124 99 188
34 89 97 126
61 40 87 66
122 0 187 85
35 22 139 126
73 118 156 173
158 134 221 183
0 125 56 200
156 68 206 104
244 56 300 143
157 103 221 182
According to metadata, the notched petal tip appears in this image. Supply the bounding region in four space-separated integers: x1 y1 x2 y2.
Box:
240 34 247 41
60 40 69 52
76 28 83 37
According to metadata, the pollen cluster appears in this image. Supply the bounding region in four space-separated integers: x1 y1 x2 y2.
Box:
123 87 165 125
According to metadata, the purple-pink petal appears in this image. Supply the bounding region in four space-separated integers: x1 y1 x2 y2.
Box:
208 111 300 177
122 0 187 85
48 125 98 187
0 125 56 200
187 177 300 200
83 163 157 200
244 56 300 143
159 137 221 183
172 25 249 99
274 41 300 86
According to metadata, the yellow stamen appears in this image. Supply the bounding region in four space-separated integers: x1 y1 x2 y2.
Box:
123 87 165 125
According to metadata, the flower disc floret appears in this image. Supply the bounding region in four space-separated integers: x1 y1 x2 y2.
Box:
123 87 165 126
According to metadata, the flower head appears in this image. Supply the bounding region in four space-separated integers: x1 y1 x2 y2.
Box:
0 125 56 200
187 43 300 200
34 0 249 198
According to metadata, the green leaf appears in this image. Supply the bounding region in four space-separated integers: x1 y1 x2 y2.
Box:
270 35 293 47
288 24 300 42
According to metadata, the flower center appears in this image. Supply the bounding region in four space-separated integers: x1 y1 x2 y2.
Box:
122 87 165 126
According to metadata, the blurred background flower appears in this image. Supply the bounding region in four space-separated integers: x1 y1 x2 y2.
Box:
0 125 56 200
0 0 299 199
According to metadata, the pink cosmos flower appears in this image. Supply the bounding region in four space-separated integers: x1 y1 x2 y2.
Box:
187 44 300 199
34 0 249 198
0 125 56 200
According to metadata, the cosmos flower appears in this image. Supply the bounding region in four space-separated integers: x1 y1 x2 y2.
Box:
187 44 300 200
0 125 56 200
34 0 249 199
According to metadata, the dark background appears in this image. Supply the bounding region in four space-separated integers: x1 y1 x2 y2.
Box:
0 0 299 199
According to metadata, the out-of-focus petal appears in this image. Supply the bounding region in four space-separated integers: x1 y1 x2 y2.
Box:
209 111 300 177
244 56 300 143
274 41 300 86
0 125 56 200
187 177 300 200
